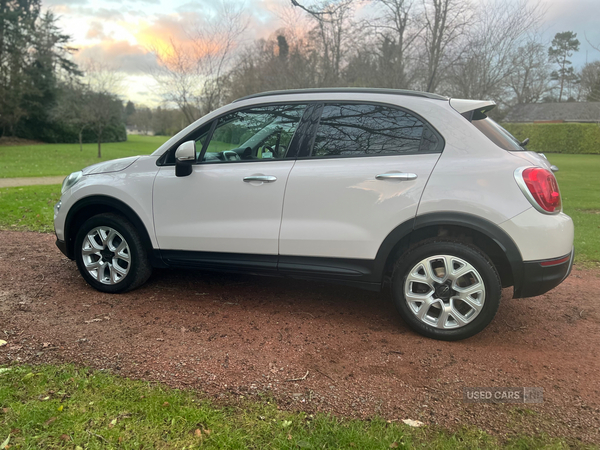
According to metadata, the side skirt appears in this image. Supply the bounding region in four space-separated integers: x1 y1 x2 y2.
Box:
159 250 382 291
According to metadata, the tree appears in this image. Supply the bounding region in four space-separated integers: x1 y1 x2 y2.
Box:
124 100 136 126
421 0 470 93
548 31 580 102
149 1 248 124
86 91 124 158
447 0 544 101
579 61 600 102
0 2 79 138
291 0 356 85
50 82 90 150
507 39 552 104
371 0 420 88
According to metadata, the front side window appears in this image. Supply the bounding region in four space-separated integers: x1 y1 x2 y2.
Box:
201 104 305 163
311 104 438 158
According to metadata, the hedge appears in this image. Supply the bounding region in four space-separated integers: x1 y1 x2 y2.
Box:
502 123 600 154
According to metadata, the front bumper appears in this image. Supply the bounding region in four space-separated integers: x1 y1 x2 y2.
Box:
55 238 72 260
514 248 574 298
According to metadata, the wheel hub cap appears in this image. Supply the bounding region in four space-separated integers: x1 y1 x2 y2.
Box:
404 255 486 329
434 282 453 300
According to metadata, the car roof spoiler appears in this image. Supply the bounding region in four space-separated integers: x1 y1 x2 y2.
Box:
450 99 496 121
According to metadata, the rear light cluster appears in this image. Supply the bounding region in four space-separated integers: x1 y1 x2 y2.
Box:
514 167 562 214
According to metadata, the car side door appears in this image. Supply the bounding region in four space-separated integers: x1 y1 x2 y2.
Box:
278 102 443 273
153 104 306 269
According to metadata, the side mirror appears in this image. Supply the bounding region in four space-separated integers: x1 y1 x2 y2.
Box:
175 141 195 177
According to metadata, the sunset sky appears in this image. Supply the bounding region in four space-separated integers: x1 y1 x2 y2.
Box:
42 0 600 106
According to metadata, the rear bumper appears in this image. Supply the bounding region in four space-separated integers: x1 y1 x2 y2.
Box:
513 248 574 298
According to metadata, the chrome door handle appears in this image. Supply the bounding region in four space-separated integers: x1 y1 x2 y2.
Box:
243 175 277 183
375 172 418 181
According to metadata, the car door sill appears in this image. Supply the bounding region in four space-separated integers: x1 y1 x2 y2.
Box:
159 250 380 289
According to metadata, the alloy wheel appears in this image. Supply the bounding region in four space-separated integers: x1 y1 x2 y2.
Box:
404 255 486 329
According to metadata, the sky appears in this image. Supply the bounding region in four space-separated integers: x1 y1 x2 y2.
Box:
42 0 600 106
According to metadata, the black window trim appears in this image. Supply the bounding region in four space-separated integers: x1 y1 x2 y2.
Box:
156 99 445 166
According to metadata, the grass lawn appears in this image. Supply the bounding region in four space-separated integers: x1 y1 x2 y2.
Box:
546 154 600 265
0 135 170 178
0 365 570 449
0 185 61 233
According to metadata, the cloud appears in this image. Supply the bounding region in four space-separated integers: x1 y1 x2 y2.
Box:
73 40 160 74
86 21 106 40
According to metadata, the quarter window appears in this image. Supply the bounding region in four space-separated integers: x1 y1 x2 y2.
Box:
201 104 305 163
311 104 438 157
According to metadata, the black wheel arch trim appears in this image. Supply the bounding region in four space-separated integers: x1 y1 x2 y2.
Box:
373 211 524 291
63 195 167 268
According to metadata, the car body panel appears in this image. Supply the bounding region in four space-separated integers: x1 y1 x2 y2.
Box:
54 156 159 246
499 209 574 261
153 161 295 254
279 153 441 259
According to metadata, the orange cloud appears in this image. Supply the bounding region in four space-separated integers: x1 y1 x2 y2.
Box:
134 14 227 70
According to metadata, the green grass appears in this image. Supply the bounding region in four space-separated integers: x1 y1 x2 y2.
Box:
0 185 61 233
546 154 600 265
0 135 170 178
0 365 575 449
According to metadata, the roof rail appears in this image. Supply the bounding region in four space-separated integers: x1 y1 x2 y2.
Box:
233 88 448 103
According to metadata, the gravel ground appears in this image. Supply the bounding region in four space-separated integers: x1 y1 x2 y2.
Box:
1 231 599 444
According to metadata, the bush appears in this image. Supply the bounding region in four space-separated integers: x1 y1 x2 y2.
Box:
503 123 600 154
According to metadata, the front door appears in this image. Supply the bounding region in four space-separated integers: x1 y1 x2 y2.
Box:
153 104 306 261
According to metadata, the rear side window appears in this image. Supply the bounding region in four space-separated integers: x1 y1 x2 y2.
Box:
471 117 523 151
310 104 440 158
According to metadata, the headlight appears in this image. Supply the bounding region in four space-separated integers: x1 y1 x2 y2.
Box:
61 171 83 194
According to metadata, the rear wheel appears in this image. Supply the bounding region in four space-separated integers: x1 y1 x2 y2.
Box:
391 239 501 341
75 213 152 293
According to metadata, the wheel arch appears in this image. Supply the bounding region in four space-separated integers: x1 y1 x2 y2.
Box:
375 212 524 290
64 195 165 267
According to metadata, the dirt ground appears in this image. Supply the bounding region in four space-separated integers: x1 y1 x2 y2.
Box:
1 231 599 444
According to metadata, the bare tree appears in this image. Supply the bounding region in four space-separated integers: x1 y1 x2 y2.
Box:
507 39 552 104
420 0 471 93
149 1 248 124
362 0 422 88
291 0 356 85
51 82 90 150
580 61 600 102
447 0 544 100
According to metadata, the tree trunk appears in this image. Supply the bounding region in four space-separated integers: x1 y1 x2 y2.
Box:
97 132 102 158
79 129 83 151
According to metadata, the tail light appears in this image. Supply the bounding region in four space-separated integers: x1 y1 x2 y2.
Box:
514 167 561 214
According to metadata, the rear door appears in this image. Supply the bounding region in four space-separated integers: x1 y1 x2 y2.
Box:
279 102 443 261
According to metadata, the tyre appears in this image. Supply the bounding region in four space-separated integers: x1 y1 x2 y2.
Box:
391 239 501 341
74 213 152 293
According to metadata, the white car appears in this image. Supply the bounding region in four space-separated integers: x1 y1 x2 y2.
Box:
54 88 574 340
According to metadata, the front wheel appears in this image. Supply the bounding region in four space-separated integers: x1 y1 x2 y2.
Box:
74 213 152 293
391 239 501 341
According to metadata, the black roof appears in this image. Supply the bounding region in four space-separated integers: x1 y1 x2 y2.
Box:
233 88 448 103
504 102 600 123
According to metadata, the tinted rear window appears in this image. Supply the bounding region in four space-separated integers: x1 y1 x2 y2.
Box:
311 103 439 157
471 117 523 151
